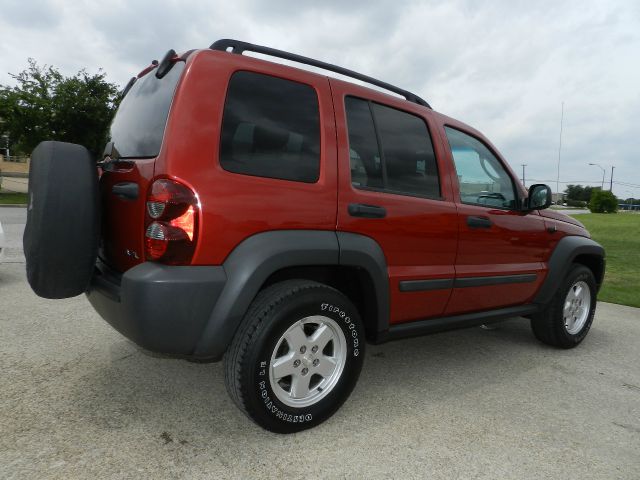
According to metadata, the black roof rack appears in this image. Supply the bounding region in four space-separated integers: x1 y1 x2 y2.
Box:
210 39 431 109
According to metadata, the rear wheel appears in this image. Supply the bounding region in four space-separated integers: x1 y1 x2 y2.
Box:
530 264 597 348
224 280 365 433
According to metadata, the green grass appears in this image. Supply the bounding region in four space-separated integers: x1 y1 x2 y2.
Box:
0 192 28 204
571 213 640 308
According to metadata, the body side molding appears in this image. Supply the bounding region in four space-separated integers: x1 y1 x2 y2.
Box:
399 278 454 292
398 274 537 292
454 273 537 288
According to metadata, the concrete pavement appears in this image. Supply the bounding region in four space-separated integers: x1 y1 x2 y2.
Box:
0 206 26 264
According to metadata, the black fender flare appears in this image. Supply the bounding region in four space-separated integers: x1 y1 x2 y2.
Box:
336 232 389 334
193 230 389 358
534 235 605 306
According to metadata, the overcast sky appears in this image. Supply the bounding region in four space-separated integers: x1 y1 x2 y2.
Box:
1 0 638 197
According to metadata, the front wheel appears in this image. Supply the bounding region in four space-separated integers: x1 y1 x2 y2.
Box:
224 280 365 433
530 264 597 348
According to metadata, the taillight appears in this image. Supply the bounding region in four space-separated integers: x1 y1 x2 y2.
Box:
144 179 199 264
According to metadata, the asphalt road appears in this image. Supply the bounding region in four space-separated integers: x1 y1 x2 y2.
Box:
1 207 639 479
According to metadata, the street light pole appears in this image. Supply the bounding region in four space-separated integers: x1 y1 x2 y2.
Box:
588 163 606 190
556 102 564 195
521 164 527 187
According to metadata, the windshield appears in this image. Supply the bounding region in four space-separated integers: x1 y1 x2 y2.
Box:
108 62 185 158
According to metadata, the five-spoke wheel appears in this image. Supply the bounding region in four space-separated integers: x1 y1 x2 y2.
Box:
563 280 591 334
269 316 347 407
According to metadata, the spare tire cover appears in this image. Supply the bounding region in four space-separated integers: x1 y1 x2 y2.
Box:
23 141 99 299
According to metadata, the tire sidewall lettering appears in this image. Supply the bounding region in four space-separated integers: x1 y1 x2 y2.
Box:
320 302 361 357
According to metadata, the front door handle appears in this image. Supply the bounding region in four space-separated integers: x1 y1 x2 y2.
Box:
467 216 492 228
348 203 387 218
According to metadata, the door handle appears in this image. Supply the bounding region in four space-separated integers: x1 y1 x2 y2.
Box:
467 216 492 228
348 203 387 218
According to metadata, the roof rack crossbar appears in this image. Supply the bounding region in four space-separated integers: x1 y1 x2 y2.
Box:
210 39 431 109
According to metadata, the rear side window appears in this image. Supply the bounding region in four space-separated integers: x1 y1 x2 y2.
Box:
345 97 440 199
345 97 383 188
109 62 185 158
220 71 321 183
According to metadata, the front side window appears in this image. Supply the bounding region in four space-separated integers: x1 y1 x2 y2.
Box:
220 71 320 183
345 97 440 198
445 127 516 209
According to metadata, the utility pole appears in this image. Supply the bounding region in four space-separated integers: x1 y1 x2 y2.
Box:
521 164 527 187
556 102 564 196
610 166 614 192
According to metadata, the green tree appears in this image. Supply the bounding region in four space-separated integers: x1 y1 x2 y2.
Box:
589 190 618 213
582 186 596 202
565 184 598 202
565 184 585 201
0 59 120 158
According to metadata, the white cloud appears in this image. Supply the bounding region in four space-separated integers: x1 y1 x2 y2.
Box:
1 0 638 196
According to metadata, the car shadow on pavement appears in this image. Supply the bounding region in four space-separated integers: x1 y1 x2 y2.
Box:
63 315 612 443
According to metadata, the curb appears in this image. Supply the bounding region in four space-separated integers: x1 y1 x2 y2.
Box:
0 204 27 208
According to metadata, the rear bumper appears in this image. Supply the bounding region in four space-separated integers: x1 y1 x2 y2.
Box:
86 260 226 357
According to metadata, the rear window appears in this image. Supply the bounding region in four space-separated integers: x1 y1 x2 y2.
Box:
345 96 440 199
220 71 321 183
108 62 185 158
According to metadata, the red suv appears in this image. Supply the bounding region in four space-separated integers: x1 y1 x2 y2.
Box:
24 39 605 433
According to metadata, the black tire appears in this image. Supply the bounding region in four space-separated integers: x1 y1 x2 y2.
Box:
224 280 365 433
530 264 597 348
23 141 99 299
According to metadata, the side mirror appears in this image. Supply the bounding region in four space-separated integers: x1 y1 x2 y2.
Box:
526 184 552 210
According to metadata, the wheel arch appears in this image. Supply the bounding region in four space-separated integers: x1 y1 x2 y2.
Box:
263 264 381 342
573 253 605 289
193 230 389 358
534 235 605 307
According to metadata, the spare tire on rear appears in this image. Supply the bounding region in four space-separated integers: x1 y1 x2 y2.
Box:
23 141 99 299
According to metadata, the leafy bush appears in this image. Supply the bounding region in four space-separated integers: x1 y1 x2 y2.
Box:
589 190 618 213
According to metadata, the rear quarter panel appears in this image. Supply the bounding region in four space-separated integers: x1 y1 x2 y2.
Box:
158 50 338 265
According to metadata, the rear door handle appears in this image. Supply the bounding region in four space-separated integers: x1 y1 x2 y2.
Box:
467 216 492 228
348 203 387 218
